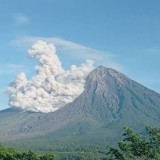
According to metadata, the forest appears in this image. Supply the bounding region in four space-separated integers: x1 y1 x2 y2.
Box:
0 126 160 160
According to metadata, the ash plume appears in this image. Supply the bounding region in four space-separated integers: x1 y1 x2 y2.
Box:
7 40 94 112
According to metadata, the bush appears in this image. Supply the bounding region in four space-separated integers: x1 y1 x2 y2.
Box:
108 127 160 160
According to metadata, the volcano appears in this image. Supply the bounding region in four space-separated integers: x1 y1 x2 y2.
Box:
0 66 160 150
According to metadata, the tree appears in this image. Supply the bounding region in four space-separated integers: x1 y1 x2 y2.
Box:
40 153 55 160
21 150 39 160
108 127 160 160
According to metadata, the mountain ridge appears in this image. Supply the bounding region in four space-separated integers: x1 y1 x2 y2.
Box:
0 66 160 150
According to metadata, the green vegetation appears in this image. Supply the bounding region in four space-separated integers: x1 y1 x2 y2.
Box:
0 144 107 160
0 126 160 160
108 127 160 160
0 145 55 160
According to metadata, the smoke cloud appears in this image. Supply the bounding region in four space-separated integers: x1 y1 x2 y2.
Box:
7 41 94 113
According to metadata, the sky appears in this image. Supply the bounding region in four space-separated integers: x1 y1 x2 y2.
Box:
0 0 160 111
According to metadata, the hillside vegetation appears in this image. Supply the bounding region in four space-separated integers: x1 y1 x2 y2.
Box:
0 126 160 160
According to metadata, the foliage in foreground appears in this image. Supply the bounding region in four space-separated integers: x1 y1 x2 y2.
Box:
108 127 160 160
0 146 56 160
0 126 160 160
0 144 107 160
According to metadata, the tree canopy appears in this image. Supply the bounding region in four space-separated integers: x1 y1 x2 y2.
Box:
108 126 160 160
0 126 160 160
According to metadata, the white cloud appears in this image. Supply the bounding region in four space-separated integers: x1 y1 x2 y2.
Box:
14 13 29 25
7 41 94 113
11 36 122 70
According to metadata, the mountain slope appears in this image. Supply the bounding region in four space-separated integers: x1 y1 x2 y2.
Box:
0 66 160 149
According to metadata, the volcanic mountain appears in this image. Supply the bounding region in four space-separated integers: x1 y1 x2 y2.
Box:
0 66 160 150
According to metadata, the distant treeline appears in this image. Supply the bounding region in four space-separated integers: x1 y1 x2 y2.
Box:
0 126 160 160
0 144 107 160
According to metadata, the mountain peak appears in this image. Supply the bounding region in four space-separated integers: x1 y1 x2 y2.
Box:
82 66 160 124
91 66 122 75
87 66 126 86
94 66 117 72
1 66 160 150
96 65 107 70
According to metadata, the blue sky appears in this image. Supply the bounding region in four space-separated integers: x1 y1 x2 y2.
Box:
0 0 160 110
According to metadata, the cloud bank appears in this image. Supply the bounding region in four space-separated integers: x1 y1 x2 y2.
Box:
11 36 122 70
14 13 29 25
7 41 94 113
